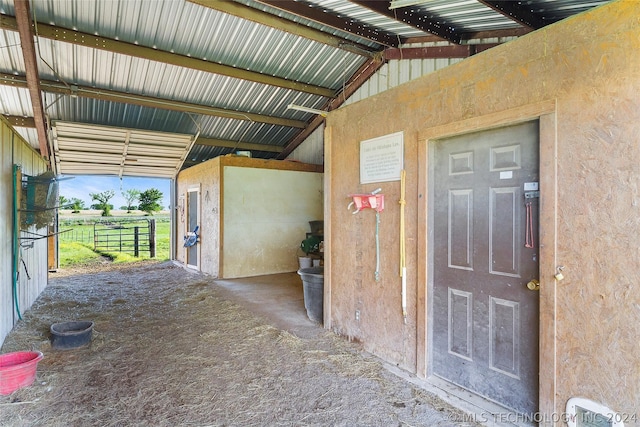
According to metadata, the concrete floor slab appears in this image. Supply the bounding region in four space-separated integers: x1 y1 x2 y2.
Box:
213 272 324 339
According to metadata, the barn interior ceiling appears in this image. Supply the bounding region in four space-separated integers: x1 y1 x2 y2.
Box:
0 0 611 178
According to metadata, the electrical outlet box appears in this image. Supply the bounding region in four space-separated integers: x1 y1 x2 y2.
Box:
355 310 360 321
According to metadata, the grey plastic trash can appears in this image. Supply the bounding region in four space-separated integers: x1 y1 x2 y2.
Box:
297 267 324 323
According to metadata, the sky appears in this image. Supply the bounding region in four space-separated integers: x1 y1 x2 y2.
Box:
58 175 171 210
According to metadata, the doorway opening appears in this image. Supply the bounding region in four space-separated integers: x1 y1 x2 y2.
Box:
186 187 200 270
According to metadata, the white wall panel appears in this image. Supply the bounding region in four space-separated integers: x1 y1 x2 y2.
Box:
0 118 49 347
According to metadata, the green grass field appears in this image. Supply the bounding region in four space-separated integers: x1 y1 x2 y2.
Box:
58 213 171 267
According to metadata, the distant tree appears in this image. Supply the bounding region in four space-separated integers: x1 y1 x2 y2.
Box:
58 195 70 209
90 190 115 216
91 203 114 210
69 198 85 213
138 188 163 215
122 189 141 213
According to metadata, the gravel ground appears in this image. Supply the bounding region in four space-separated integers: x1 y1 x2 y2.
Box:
0 260 480 427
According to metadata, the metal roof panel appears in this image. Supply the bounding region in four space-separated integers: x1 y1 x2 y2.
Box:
0 0 614 171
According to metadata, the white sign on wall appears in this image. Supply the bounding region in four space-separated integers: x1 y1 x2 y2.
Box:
360 131 404 184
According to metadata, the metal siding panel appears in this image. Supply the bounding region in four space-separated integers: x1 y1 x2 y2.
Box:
344 53 464 107
435 58 451 71
422 57 437 75
0 120 14 345
19 148 49 317
399 60 411 86
388 60 400 89
410 58 422 81
287 123 324 165
377 62 389 94
349 90 362 105
368 72 379 99
0 120 49 346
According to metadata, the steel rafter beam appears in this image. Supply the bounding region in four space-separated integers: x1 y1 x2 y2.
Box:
196 136 282 153
477 1 547 30
0 13 335 98
350 0 462 44
404 27 531 44
0 73 306 129
3 114 36 128
188 0 378 56
256 0 401 48
384 43 499 60
461 27 531 40
12 1 48 158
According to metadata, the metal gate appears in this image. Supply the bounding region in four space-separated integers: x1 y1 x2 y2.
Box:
94 219 156 257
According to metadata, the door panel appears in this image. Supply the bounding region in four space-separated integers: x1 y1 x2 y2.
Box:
432 121 539 414
490 296 520 378
449 189 473 270
449 288 473 360
490 187 519 276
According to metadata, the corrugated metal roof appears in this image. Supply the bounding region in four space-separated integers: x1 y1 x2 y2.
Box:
309 0 430 37
32 38 332 116
0 86 31 115
410 0 521 32
28 0 366 89
233 0 384 49
0 0 613 176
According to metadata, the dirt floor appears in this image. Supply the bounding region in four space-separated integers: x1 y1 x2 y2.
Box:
0 260 480 426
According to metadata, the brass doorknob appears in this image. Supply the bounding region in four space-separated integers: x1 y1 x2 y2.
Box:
526 279 540 291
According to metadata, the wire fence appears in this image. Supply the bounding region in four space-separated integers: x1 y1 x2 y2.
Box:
59 227 95 244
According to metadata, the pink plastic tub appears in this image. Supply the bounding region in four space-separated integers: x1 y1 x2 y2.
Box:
0 351 43 395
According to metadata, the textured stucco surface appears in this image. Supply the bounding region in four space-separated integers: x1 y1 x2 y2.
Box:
176 156 323 278
326 1 640 418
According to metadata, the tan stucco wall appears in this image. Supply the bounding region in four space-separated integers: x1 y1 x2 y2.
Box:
325 0 639 419
176 157 221 276
176 156 323 278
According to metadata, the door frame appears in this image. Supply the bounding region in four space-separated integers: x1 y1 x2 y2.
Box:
185 185 201 270
417 100 558 419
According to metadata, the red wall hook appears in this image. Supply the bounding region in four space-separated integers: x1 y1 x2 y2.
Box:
347 189 384 214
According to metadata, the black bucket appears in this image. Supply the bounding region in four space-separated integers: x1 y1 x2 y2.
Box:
50 321 94 350
297 267 324 323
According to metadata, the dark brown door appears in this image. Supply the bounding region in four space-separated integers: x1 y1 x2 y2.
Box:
432 121 540 414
